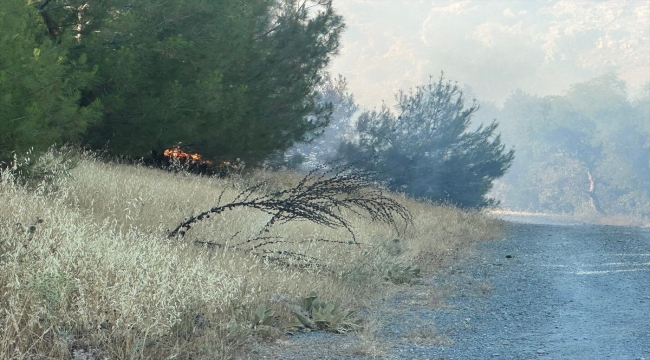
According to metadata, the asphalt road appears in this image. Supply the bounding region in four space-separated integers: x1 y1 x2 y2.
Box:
416 221 650 360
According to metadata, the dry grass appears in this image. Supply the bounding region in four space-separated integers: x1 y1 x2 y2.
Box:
347 316 388 358
404 324 454 346
0 149 503 359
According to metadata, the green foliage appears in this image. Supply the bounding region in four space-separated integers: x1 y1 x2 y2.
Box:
0 0 101 165
220 304 277 339
494 73 650 217
224 317 249 339
339 73 514 209
29 272 74 310
250 304 275 327
298 291 319 313
290 291 360 333
31 0 344 166
384 263 420 285
26 271 77 332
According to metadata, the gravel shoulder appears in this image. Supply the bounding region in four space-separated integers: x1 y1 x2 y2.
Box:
254 221 650 359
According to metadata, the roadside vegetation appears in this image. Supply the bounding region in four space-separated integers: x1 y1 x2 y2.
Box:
0 148 503 358
2 1 511 357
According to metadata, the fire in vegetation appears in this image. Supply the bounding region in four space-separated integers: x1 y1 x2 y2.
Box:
163 143 213 165
156 143 242 176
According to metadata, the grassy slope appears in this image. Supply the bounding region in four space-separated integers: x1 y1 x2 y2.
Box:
0 153 503 359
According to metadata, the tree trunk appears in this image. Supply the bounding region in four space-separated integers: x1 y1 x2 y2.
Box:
36 1 60 41
586 170 605 215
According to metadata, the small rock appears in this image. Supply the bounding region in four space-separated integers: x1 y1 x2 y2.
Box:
506 255 513 259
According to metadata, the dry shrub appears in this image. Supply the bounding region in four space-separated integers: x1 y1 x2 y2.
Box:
0 148 503 358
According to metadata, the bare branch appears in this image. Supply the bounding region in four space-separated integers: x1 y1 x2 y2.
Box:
168 164 412 249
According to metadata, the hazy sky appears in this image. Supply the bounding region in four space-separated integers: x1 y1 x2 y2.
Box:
327 0 650 108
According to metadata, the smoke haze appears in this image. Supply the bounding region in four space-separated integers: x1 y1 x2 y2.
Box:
328 0 650 108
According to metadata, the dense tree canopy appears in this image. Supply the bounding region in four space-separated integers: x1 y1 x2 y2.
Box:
2 0 344 166
0 0 101 164
338 74 514 209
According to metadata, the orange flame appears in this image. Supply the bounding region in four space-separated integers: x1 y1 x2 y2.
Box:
163 144 213 165
162 143 244 171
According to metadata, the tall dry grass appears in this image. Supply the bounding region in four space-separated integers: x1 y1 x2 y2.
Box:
0 149 503 359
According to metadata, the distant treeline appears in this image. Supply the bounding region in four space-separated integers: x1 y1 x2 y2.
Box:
474 74 650 218
283 72 650 218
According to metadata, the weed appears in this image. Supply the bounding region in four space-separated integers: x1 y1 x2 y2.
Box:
250 304 275 327
289 291 361 333
384 263 421 284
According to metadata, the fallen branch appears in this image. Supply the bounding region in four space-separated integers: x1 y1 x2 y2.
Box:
168 164 412 246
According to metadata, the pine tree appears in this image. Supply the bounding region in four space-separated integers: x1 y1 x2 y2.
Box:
0 0 101 164
339 74 514 209
33 0 344 166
